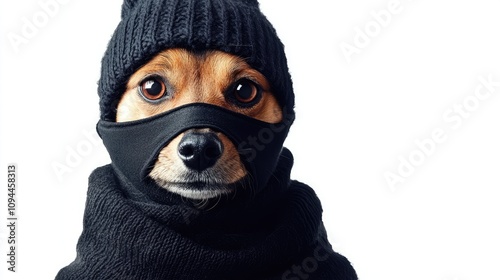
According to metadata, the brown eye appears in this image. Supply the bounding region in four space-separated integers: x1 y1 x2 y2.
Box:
139 76 167 101
230 79 261 106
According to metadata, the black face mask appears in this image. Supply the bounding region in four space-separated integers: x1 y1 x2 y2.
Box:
96 103 294 200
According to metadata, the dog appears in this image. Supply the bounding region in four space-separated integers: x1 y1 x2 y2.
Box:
56 0 357 279
116 48 282 202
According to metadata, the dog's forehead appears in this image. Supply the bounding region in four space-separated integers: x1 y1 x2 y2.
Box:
127 49 270 90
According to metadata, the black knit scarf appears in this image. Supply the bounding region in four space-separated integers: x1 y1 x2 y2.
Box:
56 149 357 279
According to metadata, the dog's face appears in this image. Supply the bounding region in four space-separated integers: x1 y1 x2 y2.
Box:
116 48 282 200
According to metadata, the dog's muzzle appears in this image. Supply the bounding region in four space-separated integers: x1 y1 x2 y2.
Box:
97 103 294 196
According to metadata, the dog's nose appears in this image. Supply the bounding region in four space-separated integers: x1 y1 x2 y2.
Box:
178 132 223 171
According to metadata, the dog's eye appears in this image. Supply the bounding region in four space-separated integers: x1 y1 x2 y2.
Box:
139 77 167 101
230 79 261 106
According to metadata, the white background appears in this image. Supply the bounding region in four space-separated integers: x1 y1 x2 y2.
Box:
1 0 500 279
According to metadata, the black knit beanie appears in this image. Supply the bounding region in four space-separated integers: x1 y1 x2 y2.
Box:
98 0 295 121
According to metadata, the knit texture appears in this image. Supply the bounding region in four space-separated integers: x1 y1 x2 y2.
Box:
56 149 357 279
99 0 294 121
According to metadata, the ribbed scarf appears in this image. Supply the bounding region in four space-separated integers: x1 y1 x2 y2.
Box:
56 149 357 279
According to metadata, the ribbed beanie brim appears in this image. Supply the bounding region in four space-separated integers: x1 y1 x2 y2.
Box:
98 0 294 121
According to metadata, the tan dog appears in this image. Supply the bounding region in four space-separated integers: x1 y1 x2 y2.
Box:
116 48 282 200
56 1 358 278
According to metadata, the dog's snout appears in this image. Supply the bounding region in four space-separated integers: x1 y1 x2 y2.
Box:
178 131 223 171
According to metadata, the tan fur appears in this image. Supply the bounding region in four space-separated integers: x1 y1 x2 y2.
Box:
115 49 283 200
117 48 282 123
